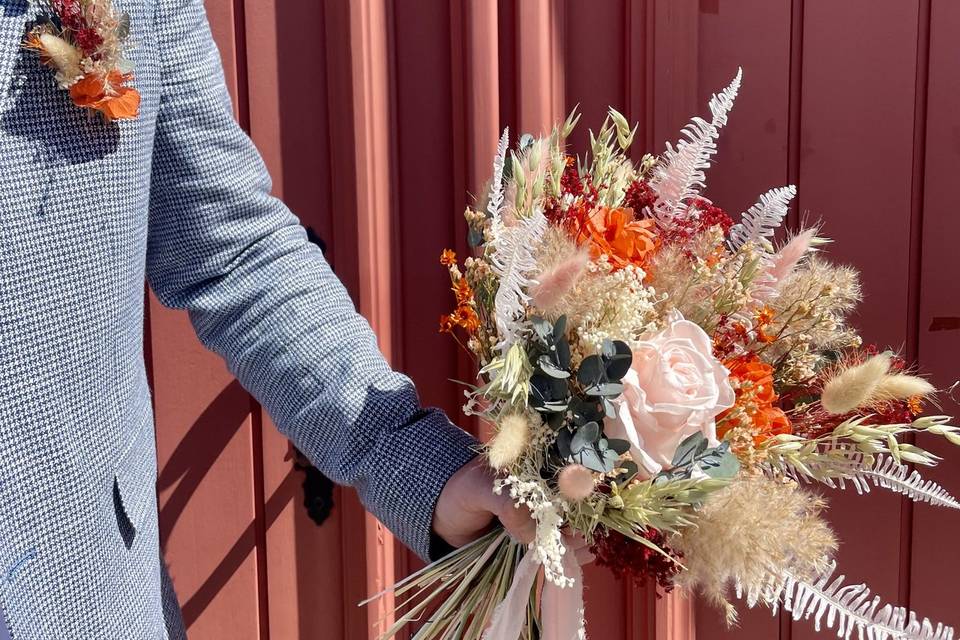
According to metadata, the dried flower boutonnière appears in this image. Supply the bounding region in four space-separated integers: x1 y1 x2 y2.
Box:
24 0 140 121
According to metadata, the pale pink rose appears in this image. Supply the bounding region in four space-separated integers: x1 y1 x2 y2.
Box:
606 312 735 475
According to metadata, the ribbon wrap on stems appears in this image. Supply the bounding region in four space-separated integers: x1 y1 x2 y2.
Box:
483 546 585 640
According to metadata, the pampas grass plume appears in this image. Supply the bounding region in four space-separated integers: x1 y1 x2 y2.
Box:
769 227 818 284
557 464 594 501
669 477 836 624
488 414 530 470
530 251 589 313
821 353 892 415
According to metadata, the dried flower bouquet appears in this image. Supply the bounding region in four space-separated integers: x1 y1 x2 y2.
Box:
366 69 959 640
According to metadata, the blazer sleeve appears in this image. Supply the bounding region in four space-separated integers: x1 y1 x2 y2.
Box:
146 0 477 560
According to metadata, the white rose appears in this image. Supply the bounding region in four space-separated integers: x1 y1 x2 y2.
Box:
606 312 735 475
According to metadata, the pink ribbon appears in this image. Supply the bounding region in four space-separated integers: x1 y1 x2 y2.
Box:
483 548 585 640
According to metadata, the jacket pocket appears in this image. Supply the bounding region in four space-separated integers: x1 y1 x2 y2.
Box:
113 412 157 536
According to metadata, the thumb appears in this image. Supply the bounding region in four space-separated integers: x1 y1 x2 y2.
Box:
490 490 536 545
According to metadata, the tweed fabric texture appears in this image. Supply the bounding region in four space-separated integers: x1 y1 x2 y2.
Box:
0 0 477 637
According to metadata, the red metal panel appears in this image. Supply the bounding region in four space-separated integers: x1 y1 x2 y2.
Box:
391 0 462 427
697 0 793 220
793 4 921 640
910 0 960 625
563 0 627 153
151 299 264 639
241 0 348 638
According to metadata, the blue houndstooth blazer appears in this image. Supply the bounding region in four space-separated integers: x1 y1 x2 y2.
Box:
0 0 477 637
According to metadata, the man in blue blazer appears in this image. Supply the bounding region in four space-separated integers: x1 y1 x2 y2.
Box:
0 0 532 637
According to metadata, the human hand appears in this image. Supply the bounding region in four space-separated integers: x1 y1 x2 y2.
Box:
432 458 594 565
432 457 535 548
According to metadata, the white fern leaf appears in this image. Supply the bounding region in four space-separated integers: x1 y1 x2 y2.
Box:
728 185 797 251
769 561 954 640
850 455 960 509
489 207 547 349
649 67 742 229
487 128 510 221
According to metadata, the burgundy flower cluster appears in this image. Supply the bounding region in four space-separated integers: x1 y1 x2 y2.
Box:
591 528 682 594
51 0 103 56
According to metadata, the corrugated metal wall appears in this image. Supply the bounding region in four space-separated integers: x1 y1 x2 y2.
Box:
150 1 960 638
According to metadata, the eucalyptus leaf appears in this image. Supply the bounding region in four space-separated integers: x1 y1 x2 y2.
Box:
556 429 573 458
605 353 632 382
601 447 620 471
671 432 709 468
555 339 571 370
546 411 566 431
553 315 568 340
577 356 604 387
571 398 603 425
531 317 553 343
575 447 606 473
613 460 639 483
538 355 570 379
571 422 600 453
607 438 631 456
703 450 740 479
603 397 617 419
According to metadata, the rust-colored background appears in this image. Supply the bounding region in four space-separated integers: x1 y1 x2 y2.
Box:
149 1 960 638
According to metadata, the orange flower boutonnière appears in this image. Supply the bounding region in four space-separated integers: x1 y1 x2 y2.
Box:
24 0 140 121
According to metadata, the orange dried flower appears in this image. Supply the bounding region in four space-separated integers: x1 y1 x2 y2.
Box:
453 279 473 305
69 71 141 121
440 249 457 266
755 307 777 344
907 395 924 416
439 273 480 335
718 354 791 444
576 207 657 270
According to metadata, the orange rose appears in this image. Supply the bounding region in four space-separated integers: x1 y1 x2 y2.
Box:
576 207 656 270
70 71 141 121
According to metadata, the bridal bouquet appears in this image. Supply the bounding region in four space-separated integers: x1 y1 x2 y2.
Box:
366 69 960 640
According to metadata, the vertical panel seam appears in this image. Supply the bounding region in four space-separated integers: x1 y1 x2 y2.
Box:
233 0 251 133
783 1 804 637
233 0 267 636
249 398 270 640
900 0 932 610
786 0 804 234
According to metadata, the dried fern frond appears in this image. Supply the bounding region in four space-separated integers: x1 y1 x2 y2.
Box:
849 455 960 510
488 207 548 349
486 128 510 220
768 561 955 640
728 185 797 251
649 68 742 229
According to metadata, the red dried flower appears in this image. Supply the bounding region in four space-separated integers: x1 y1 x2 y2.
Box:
590 528 682 593
73 27 103 56
660 198 734 247
52 0 86 32
623 179 657 213
559 156 583 197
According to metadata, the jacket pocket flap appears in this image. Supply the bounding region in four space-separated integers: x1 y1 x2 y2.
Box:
113 417 156 532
